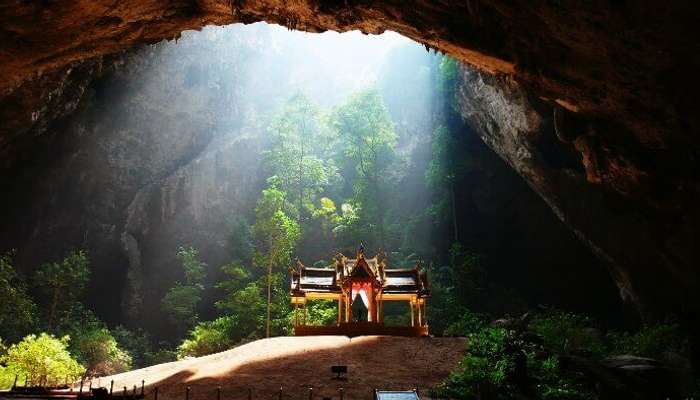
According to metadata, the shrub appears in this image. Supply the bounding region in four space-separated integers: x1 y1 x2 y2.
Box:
607 323 686 358
112 326 151 369
436 325 595 400
0 252 37 342
0 334 85 385
443 310 488 336
530 310 605 357
72 326 132 376
143 347 177 366
177 317 236 359
303 300 339 326
434 327 518 399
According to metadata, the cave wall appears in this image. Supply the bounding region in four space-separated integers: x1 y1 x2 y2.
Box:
454 67 699 324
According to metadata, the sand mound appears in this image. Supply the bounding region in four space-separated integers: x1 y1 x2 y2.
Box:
102 336 466 400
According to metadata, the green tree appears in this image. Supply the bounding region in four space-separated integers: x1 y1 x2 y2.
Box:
266 94 337 224
71 326 132 376
426 126 461 242
161 247 207 337
252 186 300 337
0 251 37 342
177 316 236 359
34 250 90 332
331 88 397 248
1 334 85 386
112 326 151 369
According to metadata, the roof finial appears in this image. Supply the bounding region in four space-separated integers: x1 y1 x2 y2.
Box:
358 242 365 255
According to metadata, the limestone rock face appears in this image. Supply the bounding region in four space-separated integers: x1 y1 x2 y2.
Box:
454 67 699 323
0 38 267 333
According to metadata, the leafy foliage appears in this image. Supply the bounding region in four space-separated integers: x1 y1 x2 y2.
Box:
530 309 605 357
177 316 237 359
266 94 337 224
0 334 85 386
0 251 37 342
161 247 207 337
252 185 301 337
330 88 397 248
71 325 131 376
607 323 687 359
112 326 152 369
436 323 595 400
34 250 90 331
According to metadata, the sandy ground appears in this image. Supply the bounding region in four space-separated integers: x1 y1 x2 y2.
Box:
99 336 467 400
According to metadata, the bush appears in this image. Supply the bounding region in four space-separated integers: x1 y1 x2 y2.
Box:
607 323 686 358
72 326 132 376
112 326 151 369
143 347 177 366
435 325 595 400
177 317 236 359
530 310 605 357
435 327 517 399
303 300 338 326
0 252 37 342
443 310 487 336
0 334 85 385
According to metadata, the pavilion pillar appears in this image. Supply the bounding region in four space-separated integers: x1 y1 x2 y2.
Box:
410 302 415 327
337 297 342 325
378 300 384 324
294 302 299 326
417 303 423 327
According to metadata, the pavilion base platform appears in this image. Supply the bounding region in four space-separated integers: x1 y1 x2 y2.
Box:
293 322 429 337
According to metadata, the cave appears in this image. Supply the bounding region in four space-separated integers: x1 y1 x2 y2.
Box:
0 1 698 398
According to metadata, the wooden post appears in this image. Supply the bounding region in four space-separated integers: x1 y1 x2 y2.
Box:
247 388 252 400
155 387 159 400
337 298 342 325
417 303 423 327
79 378 84 394
141 381 145 396
133 385 137 396
278 387 282 400
186 386 190 400
216 386 221 400
294 302 299 326
123 386 127 397
410 302 415 327
339 388 344 400
110 381 114 395
12 375 18 389
308 387 313 400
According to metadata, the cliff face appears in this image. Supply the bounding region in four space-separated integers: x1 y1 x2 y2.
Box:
454 67 699 323
0 33 269 333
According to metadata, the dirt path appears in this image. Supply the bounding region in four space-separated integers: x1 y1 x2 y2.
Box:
102 336 467 400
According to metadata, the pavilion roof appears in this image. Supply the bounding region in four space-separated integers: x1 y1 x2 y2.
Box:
290 253 429 297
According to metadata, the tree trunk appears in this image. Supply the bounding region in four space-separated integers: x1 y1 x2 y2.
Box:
266 257 273 338
450 180 459 242
47 286 60 332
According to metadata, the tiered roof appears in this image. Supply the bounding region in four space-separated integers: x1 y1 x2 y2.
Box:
290 251 429 296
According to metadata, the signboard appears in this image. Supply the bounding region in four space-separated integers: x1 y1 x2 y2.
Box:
374 390 420 400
